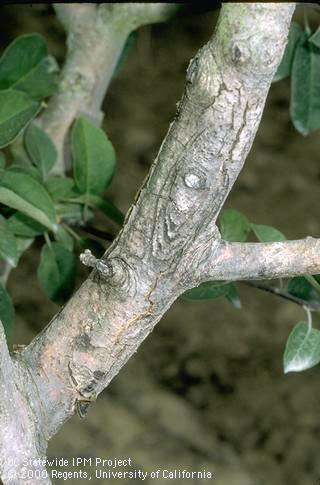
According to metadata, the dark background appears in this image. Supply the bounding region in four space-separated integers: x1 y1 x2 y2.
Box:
2 4 320 484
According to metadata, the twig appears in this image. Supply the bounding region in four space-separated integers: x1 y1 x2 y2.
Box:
241 280 320 312
78 224 115 242
201 238 320 282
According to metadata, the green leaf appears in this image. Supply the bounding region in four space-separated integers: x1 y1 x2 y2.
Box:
45 176 75 201
219 209 250 242
16 236 34 261
0 214 18 266
0 283 14 340
54 226 74 251
183 281 232 300
9 164 42 183
184 280 241 306
55 202 89 224
0 170 56 230
290 33 320 135
37 242 76 304
71 116 116 195
8 212 46 237
0 33 58 99
304 274 320 295
0 90 40 148
0 151 6 168
287 276 320 302
10 133 30 164
274 22 302 82
86 194 125 226
184 281 241 306
283 322 320 373
251 223 286 242
309 27 320 48
226 283 242 309
24 124 57 178
310 274 320 285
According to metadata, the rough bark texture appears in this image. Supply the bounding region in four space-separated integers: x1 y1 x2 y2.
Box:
0 325 48 484
0 3 298 484
201 238 320 281
39 3 178 174
1 4 178 302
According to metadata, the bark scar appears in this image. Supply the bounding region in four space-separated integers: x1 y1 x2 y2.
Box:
68 359 97 411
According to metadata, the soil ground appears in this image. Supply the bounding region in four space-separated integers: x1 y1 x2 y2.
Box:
2 4 320 485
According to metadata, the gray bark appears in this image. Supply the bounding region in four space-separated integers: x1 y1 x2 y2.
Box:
200 238 320 281
0 325 49 484
40 3 178 174
0 3 298 483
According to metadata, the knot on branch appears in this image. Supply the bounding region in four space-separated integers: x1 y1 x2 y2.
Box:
216 4 295 87
230 35 283 77
80 250 136 295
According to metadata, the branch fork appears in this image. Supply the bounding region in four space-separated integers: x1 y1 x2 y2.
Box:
40 3 179 174
1 4 303 484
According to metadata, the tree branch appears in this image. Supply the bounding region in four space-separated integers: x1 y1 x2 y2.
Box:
1 3 296 479
15 1 295 447
53 3 96 31
40 3 178 175
198 238 320 282
0 322 50 484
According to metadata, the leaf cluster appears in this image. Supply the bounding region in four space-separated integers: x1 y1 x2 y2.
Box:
0 34 124 338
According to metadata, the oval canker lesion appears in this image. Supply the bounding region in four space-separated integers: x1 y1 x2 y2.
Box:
183 172 205 189
152 164 210 259
151 117 226 261
173 168 208 214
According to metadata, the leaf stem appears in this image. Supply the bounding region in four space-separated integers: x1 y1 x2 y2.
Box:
60 195 125 226
62 224 81 242
44 232 52 248
303 6 311 35
304 305 313 330
78 223 115 242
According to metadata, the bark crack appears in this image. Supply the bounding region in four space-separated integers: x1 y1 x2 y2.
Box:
8 4 296 476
